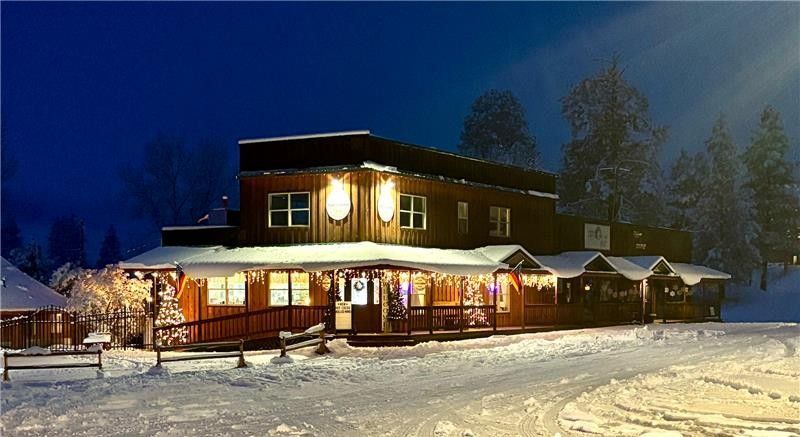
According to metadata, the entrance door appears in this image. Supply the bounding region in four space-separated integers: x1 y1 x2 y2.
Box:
349 278 382 333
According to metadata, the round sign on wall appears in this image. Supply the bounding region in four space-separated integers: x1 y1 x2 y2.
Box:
377 180 395 222
326 179 351 221
412 274 427 294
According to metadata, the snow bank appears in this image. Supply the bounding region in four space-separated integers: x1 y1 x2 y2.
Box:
723 265 800 322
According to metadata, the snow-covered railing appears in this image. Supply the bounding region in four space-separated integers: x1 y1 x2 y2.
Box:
278 323 332 358
155 339 247 369
2 349 103 381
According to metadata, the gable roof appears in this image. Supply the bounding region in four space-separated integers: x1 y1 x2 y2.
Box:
624 256 677 275
119 246 223 270
535 251 617 279
1 257 66 311
474 245 544 270
671 263 731 285
606 256 655 281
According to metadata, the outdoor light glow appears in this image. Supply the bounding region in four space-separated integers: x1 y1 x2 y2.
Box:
378 179 395 222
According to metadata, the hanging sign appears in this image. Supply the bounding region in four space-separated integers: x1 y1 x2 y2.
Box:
413 275 427 294
377 180 395 222
335 301 352 330
321 275 332 292
326 179 351 221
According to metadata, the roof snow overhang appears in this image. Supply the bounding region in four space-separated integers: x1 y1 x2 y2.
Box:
670 263 732 286
119 246 223 271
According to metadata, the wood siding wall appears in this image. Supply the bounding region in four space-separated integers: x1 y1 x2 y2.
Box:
240 170 557 252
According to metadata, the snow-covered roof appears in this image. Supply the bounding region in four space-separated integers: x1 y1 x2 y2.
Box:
606 256 653 281
238 130 371 145
119 246 223 270
161 225 236 231
671 263 732 286
1 257 66 311
178 242 505 277
474 245 548 270
623 256 674 273
534 251 614 279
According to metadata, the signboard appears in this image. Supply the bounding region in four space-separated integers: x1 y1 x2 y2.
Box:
335 301 352 330
326 179 351 221
584 223 611 251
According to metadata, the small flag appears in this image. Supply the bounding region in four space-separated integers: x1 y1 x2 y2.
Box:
175 264 188 299
509 261 523 292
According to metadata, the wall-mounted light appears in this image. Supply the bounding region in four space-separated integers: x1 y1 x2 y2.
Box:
326 177 351 221
378 179 395 222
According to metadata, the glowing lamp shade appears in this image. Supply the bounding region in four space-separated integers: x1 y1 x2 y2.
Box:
326 178 351 221
377 179 395 222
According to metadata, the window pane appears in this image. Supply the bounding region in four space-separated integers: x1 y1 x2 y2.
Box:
291 210 309 226
208 287 226 305
490 207 499 221
413 213 425 229
292 289 310 306
270 289 289 306
501 223 509 237
228 274 246 291
271 211 289 226
458 202 468 218
502 208 510 222
269 272 289 289
270 194 289 210
208 277 226 290
290 193 309 209
400 211 411 227
399 195 411 211
458 219 468 234
413 196 425 212
290 272 310 305
229 287 246 305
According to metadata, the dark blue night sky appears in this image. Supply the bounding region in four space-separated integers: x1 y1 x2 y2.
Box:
2 2 798 260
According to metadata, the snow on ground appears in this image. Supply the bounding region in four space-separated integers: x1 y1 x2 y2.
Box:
1 323 799 436
723 265 800 322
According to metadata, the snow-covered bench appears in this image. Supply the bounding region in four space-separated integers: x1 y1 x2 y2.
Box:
2 347 103 382
154 339 247 369
278 323 332 358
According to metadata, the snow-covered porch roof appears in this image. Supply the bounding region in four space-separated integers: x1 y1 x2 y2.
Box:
123 242 507 277
670 263 732 286
1 257 66 311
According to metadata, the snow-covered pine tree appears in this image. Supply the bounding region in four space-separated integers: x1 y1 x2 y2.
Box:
666 149 709 230
694 116 759 282
9 240 48 282
49 262 81 297
742 106 800 289
560 56 667 225
96 226 122 268
155 285 188 346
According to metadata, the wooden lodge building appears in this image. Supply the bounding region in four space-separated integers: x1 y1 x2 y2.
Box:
121 131 730 346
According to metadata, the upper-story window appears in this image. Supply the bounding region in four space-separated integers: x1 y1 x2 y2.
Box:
268 192 310 227
457 201 469 234
207 275 246 306
400 194 426 229
489 206 510 237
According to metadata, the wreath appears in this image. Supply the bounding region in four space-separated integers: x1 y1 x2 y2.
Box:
353 279 366 291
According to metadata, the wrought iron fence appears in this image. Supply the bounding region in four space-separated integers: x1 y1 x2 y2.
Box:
0 306 151 350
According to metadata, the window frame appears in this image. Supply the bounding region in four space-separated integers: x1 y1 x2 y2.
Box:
268 271 311 306
206 276 247 307
268 192 311 228
489 206 511 238
496 282 511 313
457 201 469 234
399 194 427 230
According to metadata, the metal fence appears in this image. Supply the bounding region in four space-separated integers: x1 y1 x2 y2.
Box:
0 306 151 350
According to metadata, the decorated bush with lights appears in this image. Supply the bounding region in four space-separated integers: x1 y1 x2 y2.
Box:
155 285 188 346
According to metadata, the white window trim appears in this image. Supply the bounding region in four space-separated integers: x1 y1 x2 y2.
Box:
207 277 246 306
489 206 511 238
458 201 469 234
268 192 311 228
399 194 427 230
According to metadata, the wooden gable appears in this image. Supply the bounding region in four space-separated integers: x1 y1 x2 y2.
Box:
503 250 541 270
584 256 616 273
652 260 675 275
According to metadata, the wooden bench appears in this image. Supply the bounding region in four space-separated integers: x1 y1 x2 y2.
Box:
279 323 332 358
155 340 246 369
3 350 103 381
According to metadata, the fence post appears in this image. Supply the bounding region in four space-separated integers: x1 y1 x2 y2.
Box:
97 350 103 371
315 330 330 355
236 339 247 368
155 343 162 368
3 352 8 382
279 336 287 358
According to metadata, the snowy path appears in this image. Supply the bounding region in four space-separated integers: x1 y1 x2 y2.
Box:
1 323 798 436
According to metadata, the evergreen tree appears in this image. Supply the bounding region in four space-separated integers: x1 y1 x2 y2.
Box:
459 90 539 169
96 226 122 268
386 283 407 321
463 281 487 326
666 149 709 230
560 56 666 225
694 116 758 282
155 285 188 346
1 217 22 258
48 214 86 269
9 240 48 282
742 106 800 289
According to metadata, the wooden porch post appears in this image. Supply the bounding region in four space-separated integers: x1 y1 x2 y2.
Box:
288 271 294 331
459 277 465 333
197 277 203 341
554 279 559 325
427 276 433 335
492 274 498 332
407 271 412 336
521 281 526 330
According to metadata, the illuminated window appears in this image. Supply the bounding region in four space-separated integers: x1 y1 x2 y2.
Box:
268 192 310 227
497 283 510 312
457 201 469 234
400 194 426 229
269 272 311 306
207 276 246 306
489 206 510 237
